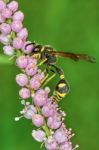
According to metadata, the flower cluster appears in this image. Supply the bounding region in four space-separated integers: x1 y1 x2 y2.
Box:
0 0 79 150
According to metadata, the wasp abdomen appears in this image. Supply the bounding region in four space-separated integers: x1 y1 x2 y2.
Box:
53 79 70 102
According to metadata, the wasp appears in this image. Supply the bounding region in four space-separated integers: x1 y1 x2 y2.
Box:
26 42 96 102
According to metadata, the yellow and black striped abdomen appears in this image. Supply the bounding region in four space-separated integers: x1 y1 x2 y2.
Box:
53 79 70 102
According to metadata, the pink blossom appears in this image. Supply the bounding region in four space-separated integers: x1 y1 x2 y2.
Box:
19 88 30 99
32 114 44 127
1 8 12 19
7 1 18 12
16 56 28 68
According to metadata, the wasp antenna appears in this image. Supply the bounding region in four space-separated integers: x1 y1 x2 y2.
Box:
81 54 96 63
25 42 36 50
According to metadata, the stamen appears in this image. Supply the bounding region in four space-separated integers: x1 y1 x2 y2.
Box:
26 102 30 105
15 116 23 121
21 100 26 105
73 145 79 150
20 110 25 114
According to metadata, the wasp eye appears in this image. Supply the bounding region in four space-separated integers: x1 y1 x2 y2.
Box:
33 45 42 52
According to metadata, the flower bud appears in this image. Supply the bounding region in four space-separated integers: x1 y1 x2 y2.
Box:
2 8 12 19
33 89 48 107
25 63 38 76
3 45 14 56
0 14 5 23
11 21 23 32
19 88 30 99
0 1 6 11
17 28 28 40
7 1 18 12
13 37 24 49
32 130 46 142
0 23 11 35
30 73 44 90
45 137 58 150
16 73 28 87
24 105 37 119
13 10 24 22
16 56 28 68
32 114 44 127
0 34 10 45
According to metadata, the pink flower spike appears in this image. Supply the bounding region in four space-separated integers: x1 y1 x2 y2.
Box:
7 1 18 12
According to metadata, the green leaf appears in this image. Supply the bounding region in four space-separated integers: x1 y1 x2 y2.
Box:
0 54 13 65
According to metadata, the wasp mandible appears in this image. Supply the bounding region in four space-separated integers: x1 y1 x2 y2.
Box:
26 42 96 102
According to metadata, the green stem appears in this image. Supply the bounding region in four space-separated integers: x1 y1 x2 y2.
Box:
4 0 10 3
42 121 50 137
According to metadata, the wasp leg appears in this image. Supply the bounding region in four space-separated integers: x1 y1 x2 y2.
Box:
42 73 56 87
38 58 47 66
51 65 70 102
41 68 49 84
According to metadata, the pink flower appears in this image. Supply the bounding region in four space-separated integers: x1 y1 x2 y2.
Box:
13 10 24 22
7 1 18 12
17 28 28 40
33 89 48 107
60 142 72 150
11 21 23 33
1 8 12 19
42 100 57 117
23 105 37 119
3 45 14 56
47 113 62 129
28 57 37 64
45 137 58 150
0 14 5 23
30 72 44 90
0 34 10 45
25 63 38 76
19 88 30 99
13 37 24 49
0 1 6 11
54 127 68 144
32 130 46 142
32 114 44 127
0 23 11 35
16 73 28 87
16 56 28 68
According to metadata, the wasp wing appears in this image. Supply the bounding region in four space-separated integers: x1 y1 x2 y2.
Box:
51 51 96 63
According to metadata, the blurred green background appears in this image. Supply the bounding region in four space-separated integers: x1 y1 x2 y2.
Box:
0 0 99 150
